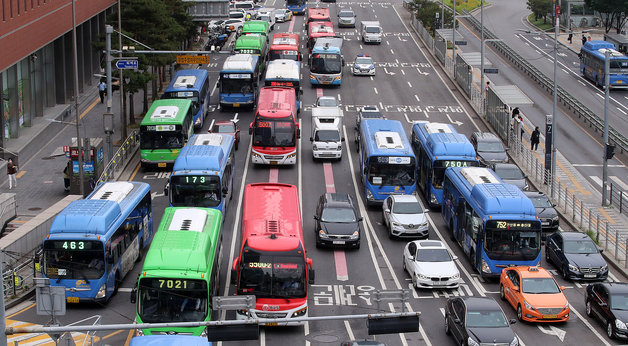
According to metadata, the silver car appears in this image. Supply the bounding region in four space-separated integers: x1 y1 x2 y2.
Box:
382 195 429 238
338 9 356 28
491 163 528 190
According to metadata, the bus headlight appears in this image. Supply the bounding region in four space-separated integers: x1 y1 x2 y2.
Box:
287 153 296 159
292 307 307 317
366 189 374 201
481 259 491 274
430 193 438 205
201 328 208 337
136 329 144 336
95 284 107 299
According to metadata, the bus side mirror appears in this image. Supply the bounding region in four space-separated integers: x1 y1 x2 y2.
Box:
249 122 253 135
310 137 313 142
299 87 303 95
222 187 229 196
297 128 301 138
309 269 315 284
163 183 169 196
130 285 137 304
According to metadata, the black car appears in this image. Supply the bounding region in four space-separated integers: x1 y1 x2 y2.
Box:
445 297 518 346
314 193 362 249
470 132 508 165
585 283 628 340
524 191 559 236
545 231 608 281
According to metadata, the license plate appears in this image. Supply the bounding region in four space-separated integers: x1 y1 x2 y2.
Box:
321 81 331 85
333 240 345 245
233 103 240 107
584 274 597 278
270 161 278 165
543 314 557 319
265 322 278 326
542 222 549 226
67 296 79 303
158 162 166 168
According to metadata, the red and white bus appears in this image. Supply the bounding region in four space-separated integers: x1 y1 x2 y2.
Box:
307 21 335 53
306 7 331 28
232 183 314 325
249 86 300 165
269 32 302 62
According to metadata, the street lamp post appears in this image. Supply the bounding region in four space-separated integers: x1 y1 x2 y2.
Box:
551 0 559 192
71 0 84 196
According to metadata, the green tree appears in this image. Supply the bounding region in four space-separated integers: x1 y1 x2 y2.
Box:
409 0 453 34
585 0 628 34
527 0 553 23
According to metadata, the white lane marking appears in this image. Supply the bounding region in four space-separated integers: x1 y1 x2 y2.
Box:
344 321 355 340
379 102 384 109
562 68 569 74
569 303 612 345
579 80 587 86
407 81 412 88
338 94 342 101
618 108 627 115
610 176 628 190
401 69 405 75
118 288 133 292
210 82 217 96
423 110 429 119
404 113 412 123
439 308 445 316
414 95 420 102
595 93 604 99
390 49 394 54
537 325 566 342
298 118 303 215
359 44 363 49
260 328 266 346
374 87 378 94
589 175 603 188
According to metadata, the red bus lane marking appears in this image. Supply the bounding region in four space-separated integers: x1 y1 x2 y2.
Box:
323 162 349 281
269 168 279 183
288 13 296 32
316 87 323 98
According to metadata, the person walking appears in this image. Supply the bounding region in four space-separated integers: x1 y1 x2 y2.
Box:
581 34 587 46
7 158 17 189
98 80 106 103
511 107 520 119
63 164 70 191
568 33 573 44
531 126 540 151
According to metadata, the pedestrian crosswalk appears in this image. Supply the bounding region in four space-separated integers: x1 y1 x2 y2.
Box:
6 319 99 345
588 175 628 191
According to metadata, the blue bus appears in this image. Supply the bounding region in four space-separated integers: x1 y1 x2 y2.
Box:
579 40 628 89
130 335 210 346
309 37 343 86
442 167 541 279
358 119 417 205
286 0 306 14
219 54 260 108
42 181 153 303
166 134 236 216
162 69 211 129
411 121 479 208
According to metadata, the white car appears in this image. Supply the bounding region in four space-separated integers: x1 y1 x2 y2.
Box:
382 195 429 238
275 8 293 23
223 18 245 33
403 240 461 289
351 54 375 76
255 8 276 30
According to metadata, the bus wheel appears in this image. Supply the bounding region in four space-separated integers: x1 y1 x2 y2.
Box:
449 221 455 241
470 250 478 272
113 273 120 296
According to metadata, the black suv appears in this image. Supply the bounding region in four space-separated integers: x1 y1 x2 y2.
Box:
445 297 518 346
585 283 628 340
470 132 508 166
545 231 608 281
314 193 362 249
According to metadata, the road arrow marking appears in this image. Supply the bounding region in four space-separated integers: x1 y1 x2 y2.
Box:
383 68 395 75
537 325 566 342
416 68 429 76
446 113 463 126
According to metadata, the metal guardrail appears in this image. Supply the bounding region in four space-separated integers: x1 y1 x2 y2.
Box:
610 182 628 215
2 249 37 299
97 130 139 184
463 11 628 154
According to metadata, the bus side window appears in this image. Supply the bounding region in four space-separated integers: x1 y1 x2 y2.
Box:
471 211 481 241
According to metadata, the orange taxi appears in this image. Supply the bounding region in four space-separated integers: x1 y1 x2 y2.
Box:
499 266 570 322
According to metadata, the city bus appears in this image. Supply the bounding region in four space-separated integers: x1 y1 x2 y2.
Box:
140 99 194 169
358 119 416 205
286 0 306 14
250 86 300 165
233 34 268 72
269 32 302 62
442 167 542 279
134 207 222 336
580 40 628 89
241 20 270 41
306 7 331 29
166 134 235 216
411 121 480 209
309 37 343 86
161 69 210 130
307 21 335 53
264 59 302 111
232 183 314 325
130 335 210 346
42 181 152 303
219 54 259 108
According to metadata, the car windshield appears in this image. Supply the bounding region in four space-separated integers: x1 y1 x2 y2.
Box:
362 111 382 118
495 166 524 180
366 27 380 33
563 240 598 254
477 141 505 152
355 57 372 64
339 11 353 17
230 12 244 18
521 277 560 294
317 97 337 107
315 129 340 142
530 195 553 208
416 248 451 262
392 201 422 214
466 310 509 328
216 124 235 133
611 294 628 310
321 207 356 223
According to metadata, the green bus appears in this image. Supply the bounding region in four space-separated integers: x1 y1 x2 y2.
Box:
241 20 270 40
234 34 268 70
133 207 223 336
139 99 194 169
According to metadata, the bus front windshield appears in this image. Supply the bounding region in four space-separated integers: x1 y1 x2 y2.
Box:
484 220 541 261
138 278 208 323
433 160 479 188
238 248 307 298
253 117 296 147
367 158 416 186
610 58 628 70
310 53 342 74
43 240 105 280
220 75 254 94
287 0 305 5
140 130 184 150
170 175 221 208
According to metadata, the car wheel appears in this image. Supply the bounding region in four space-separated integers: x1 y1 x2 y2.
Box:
444 315 451 335
517 305 523 322
608 320 615 339
586 299 593 317
412 275 418 289
562 266 570 281
500 285 505 301
402 257 406 271
388 227 394 239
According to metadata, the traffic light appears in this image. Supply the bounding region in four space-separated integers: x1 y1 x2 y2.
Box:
605 143 616 160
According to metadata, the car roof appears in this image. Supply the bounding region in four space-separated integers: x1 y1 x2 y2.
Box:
509 266 553 278
390 194 419 203
214 120 235 126
524 191 546 198
323 193 354 208
415 240 445 249
559 232 592 240
492 163 520 170
459 297 503 311
317 96 336 101
473 132 500 141
361 106 379 112
600 282 628 294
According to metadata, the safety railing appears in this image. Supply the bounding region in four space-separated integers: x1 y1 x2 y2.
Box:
97 130 139 184
2 249 38 299
610 182 628 215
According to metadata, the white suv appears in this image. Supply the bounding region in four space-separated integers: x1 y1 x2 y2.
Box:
382 195 429 238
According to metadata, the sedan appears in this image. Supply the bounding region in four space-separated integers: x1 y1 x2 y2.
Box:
382 195 429 238
403 240 461 289
586 283 628 340
524 191 559 236
445 297 518 346
490 163 528 190
545 231 608 281
315 95 340 108
314 193 362 249
351 54 376 76
337 9 356 28
208 119 240 150
274 8 293 22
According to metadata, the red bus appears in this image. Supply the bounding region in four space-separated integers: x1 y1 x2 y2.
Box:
249 86 300 165
307 21 335 52
269 32 302 62
232 183 314 325
306 7 331 27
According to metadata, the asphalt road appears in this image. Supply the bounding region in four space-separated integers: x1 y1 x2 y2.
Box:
7 1 628 345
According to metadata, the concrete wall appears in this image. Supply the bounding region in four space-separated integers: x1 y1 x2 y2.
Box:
0 193 17 229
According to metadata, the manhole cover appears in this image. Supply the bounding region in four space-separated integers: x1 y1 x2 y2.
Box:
311 335 339 343
28 207 42 211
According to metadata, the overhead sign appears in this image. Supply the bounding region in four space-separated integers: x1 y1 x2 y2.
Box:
115 59 138 69
454 40 467 45
483 68 499 74
177 55 210 65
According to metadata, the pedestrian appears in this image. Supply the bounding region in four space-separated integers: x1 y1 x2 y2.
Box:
7 158 17 189
568 33 573 44
531 126 540 151
511 107 520 119
582 34 587 46
63 164 70 191
98 80 106 103
485 81 490 95
519 116 525 140
588 35 592 41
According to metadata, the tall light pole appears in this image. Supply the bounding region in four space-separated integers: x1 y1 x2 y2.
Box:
602 50 610 205
452 0 456 76
551 0 559 189
72 0 84 196
480 0 484 114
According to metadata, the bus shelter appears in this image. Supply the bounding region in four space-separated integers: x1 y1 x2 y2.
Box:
485 85 533 144
434 29 463 66
454 52 493 98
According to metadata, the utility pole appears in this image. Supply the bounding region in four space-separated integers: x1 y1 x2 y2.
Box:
105 25 114 163
0 253 8 346
452 0 457 76
602 50 610 205
480 0 484 115
72 0 84 196
550 0 559 196
118 0 127 139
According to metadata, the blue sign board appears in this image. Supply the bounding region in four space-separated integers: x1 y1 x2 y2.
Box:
116 59 138 69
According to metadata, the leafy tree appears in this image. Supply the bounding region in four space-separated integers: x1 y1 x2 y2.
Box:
585 0 628 34
409 0 453 34
527 0 553 23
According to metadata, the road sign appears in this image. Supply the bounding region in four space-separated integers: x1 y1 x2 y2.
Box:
454 40 467 45
115 59 138 69
483 68 499 74
177 55 210 65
